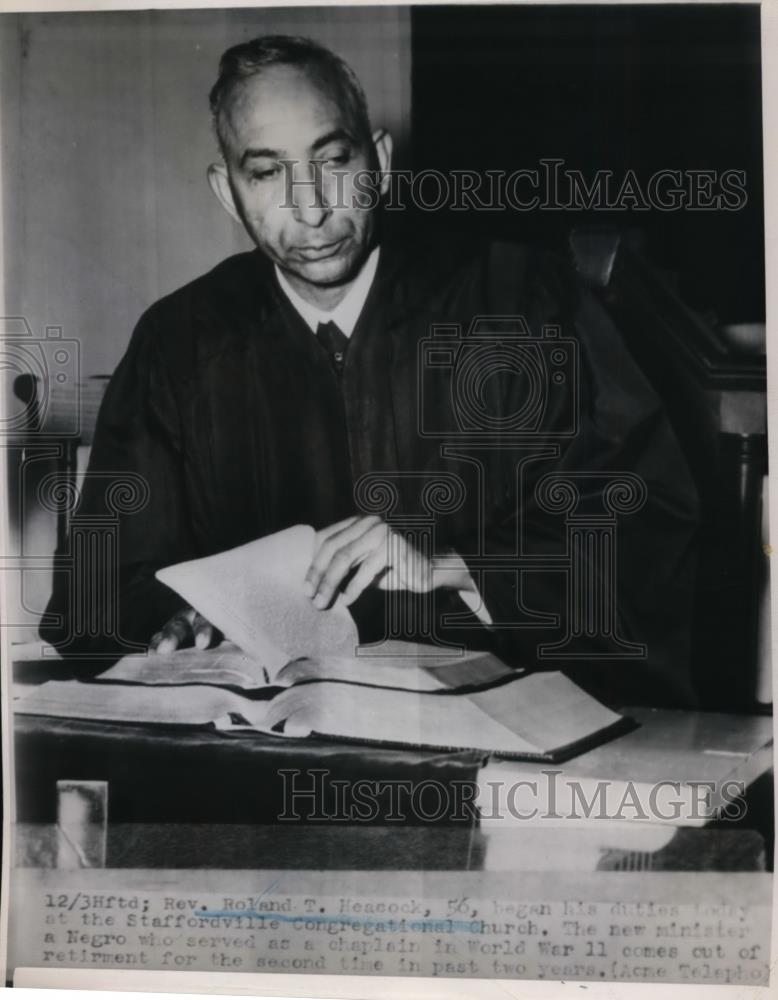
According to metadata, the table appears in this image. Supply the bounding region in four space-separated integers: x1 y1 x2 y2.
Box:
13 699 773 872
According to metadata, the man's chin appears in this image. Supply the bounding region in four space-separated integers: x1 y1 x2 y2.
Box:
284 249 366 288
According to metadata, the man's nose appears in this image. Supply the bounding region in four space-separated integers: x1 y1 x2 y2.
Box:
289 160 331 228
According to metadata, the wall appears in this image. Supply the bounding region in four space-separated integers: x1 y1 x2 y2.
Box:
0 6 411 638
2 6 411 377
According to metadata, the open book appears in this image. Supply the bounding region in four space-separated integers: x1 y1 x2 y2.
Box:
77 640 516 692
15 526 633 762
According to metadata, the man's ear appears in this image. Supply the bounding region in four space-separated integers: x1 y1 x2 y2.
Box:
208 162 241 223
371 129 393 196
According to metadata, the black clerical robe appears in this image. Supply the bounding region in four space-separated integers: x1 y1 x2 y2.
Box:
42 234 699 707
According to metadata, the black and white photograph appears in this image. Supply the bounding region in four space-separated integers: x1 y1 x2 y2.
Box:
0 0 773 993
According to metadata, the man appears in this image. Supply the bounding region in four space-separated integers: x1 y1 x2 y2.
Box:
43 35 699 707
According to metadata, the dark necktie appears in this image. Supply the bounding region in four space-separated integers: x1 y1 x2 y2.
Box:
316 320 349 377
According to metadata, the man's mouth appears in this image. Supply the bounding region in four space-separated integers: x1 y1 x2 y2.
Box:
294 238 346 261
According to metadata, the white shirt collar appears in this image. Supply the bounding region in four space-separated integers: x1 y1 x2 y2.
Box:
274 246 380 338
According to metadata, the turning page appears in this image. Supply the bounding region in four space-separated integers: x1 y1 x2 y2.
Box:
156 525 360 671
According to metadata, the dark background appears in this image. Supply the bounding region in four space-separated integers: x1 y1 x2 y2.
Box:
411 3 764 323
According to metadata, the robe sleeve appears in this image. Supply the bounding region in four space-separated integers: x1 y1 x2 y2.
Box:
40 307 194 659
450 251 700 707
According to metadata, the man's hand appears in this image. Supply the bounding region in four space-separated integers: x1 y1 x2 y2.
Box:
150 606 222 653
303 515 476 609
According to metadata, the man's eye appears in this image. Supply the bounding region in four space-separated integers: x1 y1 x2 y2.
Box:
322 149 352 167
249 166 281 182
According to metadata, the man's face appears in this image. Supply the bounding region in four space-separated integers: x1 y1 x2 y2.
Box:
214 65 385 289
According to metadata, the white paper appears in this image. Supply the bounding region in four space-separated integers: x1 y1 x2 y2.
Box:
156 524 359 672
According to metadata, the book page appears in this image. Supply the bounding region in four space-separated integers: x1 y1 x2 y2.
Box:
97 643 273 689
262 679 539 755
257 672 624 757
94 643 516 694
277 646 516 691
466 671 623 751
13 677 269 728
156 525 359 673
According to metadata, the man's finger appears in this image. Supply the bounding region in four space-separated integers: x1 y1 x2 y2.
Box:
341 547 389 605
155 614 193 654
312 520 385 604
192 612 220 650
313 515 361 546
308 516 376 578
375 533 432 593
305 516 381 597
374 532 407 591
193 625 212 650
313 520 386 608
